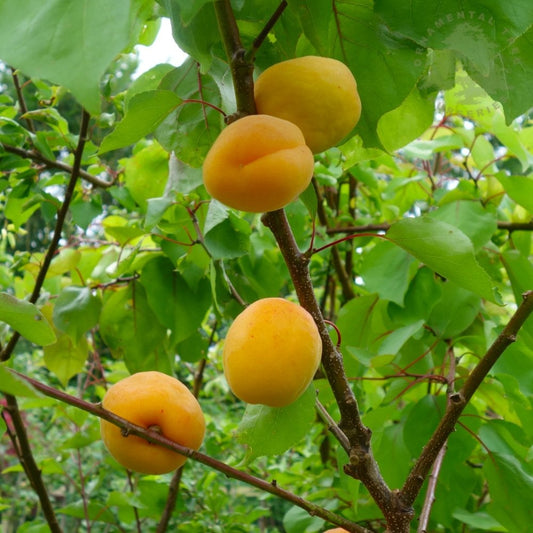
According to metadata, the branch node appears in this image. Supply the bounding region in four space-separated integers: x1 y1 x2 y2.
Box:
449 392 463 404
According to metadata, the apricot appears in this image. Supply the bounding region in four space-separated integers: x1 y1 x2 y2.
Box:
324 529 350 533
100 371 205 475
254 56 361 153
202 114 314 213
223 297 322 407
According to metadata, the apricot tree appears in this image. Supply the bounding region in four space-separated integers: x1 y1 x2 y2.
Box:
1 1 533 532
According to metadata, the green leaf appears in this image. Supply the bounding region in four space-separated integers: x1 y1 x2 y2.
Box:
236 385 316 462
485 452 533 531
386 216 497 302
427 281 481 338
122 142 170 211
204 213 251 260
0 366 38 397
377 320 425 360
140 256 211 344
376 0 533 120
99 284 170 374
377 87 437 151
0 0 132 114
360 240 414 305
0 293 56 346
52 286 102 341
471 25 533 122
44 333 89 387
162 0 220 70
452 509 505 532
429 201 498 250
496 174 533 212
99 91 182 154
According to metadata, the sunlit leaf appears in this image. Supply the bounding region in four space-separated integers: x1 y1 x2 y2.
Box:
0 293 56 346
386 217 498 302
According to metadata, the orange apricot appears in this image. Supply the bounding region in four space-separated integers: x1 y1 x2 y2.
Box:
202 114 314 212
100 371 205 475
254 56 361 153
223 298 322 407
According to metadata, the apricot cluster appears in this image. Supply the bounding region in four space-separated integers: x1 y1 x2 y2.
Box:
203 55 361 212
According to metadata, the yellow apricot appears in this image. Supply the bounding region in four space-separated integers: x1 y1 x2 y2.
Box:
100 371 205 475
254 56 361 153
223 298 322 407
202 114 314 213
324 529 350 532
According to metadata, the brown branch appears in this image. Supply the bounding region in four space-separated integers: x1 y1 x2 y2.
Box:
313 178 356 301
11 68 35 133
417 343 456 532
400 290 533 508
213 1 397 528
326 220 533 235
1 142 114 188
213 0 256 118
157 324 215 533
248 1 288 61
2 395 62 532
0 108 92 533
9 369 369 533
1 110 91 362
262 211 402 525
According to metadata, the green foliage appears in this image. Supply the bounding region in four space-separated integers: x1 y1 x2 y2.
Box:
0 1 532 532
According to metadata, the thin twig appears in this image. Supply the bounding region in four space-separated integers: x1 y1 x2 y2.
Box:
1 110 91 362
400 290 533 508
11 68 35 133
2 395 62 532
0 109 91 533
326 220 533 235
417 343 456 532
248 1 288 61
156 325 216 533
315 397 350 454
1 143 114 188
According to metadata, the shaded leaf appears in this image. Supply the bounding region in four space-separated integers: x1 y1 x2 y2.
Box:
140 256 211 345
52 286 102 341
485 452 533 531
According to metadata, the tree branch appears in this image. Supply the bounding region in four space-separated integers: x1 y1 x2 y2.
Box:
213 0 256 118
213 1 397 527
326 220 533 235
400 290 533 508
8 369 370 533
2 395 62 532
11 68 35 133
248 1 288 61
1 110 92 363
0 109 91 533
1 142 114 188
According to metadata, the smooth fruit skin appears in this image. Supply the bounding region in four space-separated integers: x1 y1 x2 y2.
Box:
100 371 205 475
223 298 322 407
324 528 349 532
202 114 315 213
254 56 361 154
